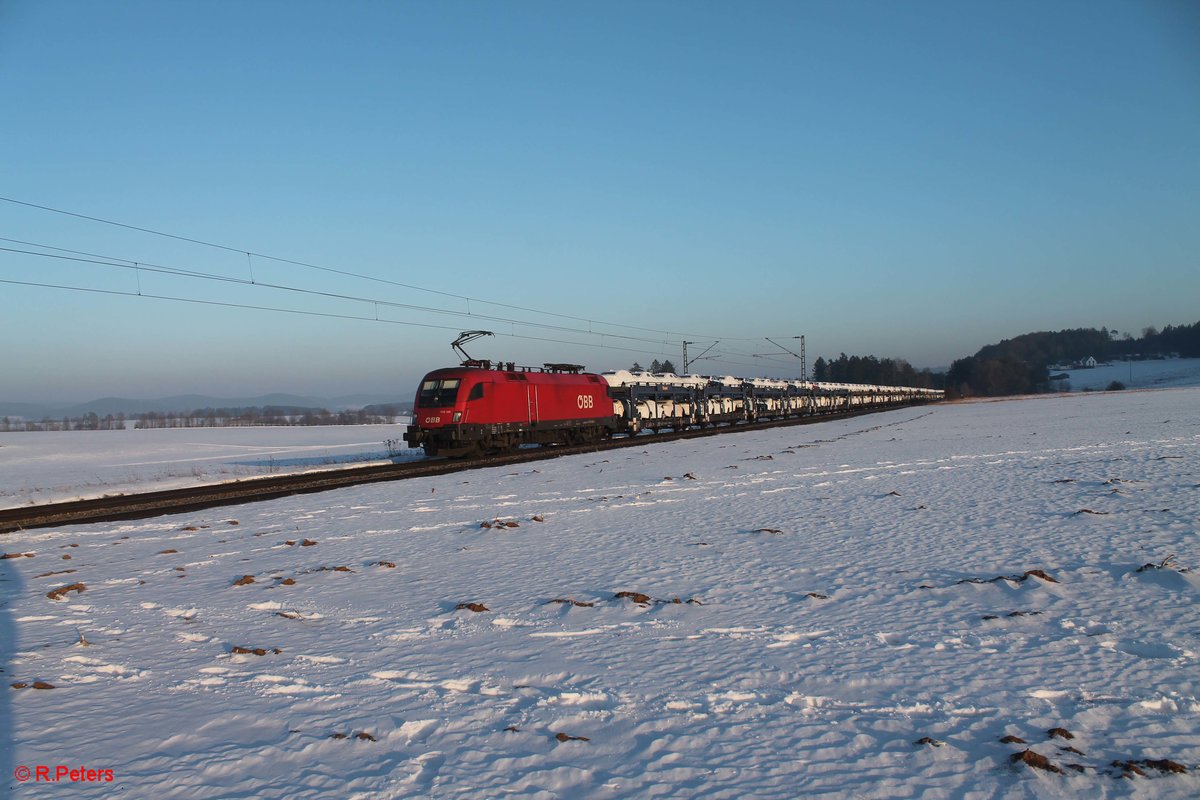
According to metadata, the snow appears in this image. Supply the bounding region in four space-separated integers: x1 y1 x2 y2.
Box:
1056 357 1200 392
2 388 1199 797
0 423 420 509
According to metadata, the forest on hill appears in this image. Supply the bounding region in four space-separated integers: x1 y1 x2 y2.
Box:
947 321 1199 397
812 354 939 389
974 322 1200 365
815 320 1199 398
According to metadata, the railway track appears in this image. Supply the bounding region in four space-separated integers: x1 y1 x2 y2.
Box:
0 404 933 534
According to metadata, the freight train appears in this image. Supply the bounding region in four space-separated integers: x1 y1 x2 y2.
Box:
404 359 943 458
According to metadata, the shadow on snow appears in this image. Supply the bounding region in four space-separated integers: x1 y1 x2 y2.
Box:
1 552 20 795
228 450 423 469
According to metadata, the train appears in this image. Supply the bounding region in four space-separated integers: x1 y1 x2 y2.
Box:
404 359 944 458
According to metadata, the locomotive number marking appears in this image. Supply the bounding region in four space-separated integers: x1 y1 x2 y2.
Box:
424 416 441 424
576 395 594 410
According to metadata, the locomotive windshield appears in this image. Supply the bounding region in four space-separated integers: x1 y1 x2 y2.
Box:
418 378 461 407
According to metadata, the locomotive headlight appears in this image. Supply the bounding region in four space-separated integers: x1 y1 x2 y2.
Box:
452 411 462 422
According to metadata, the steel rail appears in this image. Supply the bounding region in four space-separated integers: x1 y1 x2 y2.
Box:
0 403 935 534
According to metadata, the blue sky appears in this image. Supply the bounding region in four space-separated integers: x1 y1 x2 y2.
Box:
2 0 1197 402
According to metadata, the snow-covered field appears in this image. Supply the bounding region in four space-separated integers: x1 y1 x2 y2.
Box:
2 389 1198 798
1058 357 1200 392
0 423 419 509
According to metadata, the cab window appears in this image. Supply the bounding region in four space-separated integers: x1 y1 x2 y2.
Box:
418 378 460 407
468 383 485 401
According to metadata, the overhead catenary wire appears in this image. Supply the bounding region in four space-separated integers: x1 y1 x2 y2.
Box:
0 197 804 374
0 258 783 372
0 275 777 372
0 243 679 347
0 277 651 357
0 235 783 371
0 195 761 344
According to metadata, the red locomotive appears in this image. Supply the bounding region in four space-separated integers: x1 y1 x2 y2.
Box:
405 364 616 457
404 332 620 457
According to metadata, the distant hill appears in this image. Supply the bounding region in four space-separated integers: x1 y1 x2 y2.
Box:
0 401 61 420
949 319 1200 397
328 394 413 411
974 321 1200 367
0 393 412 421
975 328 1114 366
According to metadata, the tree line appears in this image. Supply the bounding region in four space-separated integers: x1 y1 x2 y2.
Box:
812 354 941 388
974 322 1200 366
945 356 1047 398
1 412 130 432
948 320 1198 397
803 319 1197 399
0 405 403 432
629 359 678 373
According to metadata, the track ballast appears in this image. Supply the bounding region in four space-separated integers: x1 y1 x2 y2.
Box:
0 403 935 534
